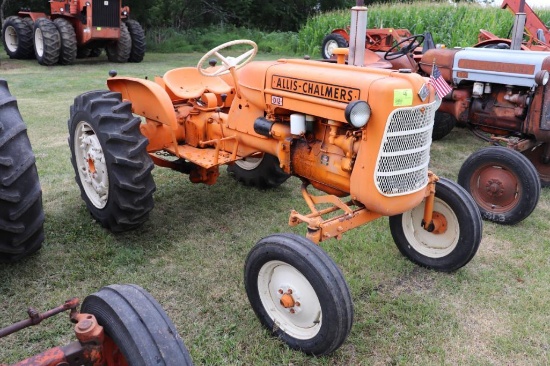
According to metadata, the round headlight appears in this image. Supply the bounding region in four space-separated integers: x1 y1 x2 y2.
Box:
345 100 371 128
535 70 549 86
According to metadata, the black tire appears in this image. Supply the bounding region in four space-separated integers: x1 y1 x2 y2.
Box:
2 16 34 59
89 48 102 57
432 111 456 141
227 153 289 189
68 90 156 232
106 22 131 63
81 284 194 365
0 79 44 262
389 178 482 272
22 17 36 59
244 233 353 355
125 19 145 63
53 18 77 65
76 47 91 59
458 146 540 225
321 33 348 59
33 18 61 66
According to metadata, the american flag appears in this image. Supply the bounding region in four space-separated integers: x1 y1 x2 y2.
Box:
429 64 452 99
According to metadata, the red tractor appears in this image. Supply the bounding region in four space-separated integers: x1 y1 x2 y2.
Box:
2 0 145 66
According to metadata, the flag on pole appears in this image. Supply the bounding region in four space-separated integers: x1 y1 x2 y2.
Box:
429 64 452 99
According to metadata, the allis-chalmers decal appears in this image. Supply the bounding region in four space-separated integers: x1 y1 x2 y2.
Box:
272 75 360 103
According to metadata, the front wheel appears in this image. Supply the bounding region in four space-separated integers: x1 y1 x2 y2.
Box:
244 233 353 355
431 111 456 141
68 90 156 232
81 284 194 365
33 18 60 66
227 153 289 189
389 178 482 272
458 146 540 225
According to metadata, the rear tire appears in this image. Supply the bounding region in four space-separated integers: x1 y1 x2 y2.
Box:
431 111 456 141
458 147 540 225
0 79 44 262
81 284 194 365
53 18 77 65
245 233 353 355
321 34 348 59
106 22 131 63
2 16 34 59
33 18 61 66
227 154 289 189
125 19 145 63
389 178 482 272
68 90 156 232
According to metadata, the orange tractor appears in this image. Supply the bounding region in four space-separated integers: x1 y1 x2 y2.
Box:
68 3 482 355
2 0 144 66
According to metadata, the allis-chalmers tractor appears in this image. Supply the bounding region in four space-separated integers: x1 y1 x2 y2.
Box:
0 284 194 365
67 3 482 355
0 80 44 262
2 0 145 66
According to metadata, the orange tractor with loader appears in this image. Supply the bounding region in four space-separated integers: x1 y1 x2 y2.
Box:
67 1 482 355
2 0 145 66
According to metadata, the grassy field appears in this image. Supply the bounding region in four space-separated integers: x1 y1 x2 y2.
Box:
0 52 549 365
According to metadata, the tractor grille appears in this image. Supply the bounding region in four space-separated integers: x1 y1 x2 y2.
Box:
374 100 437 196
92 0 120 28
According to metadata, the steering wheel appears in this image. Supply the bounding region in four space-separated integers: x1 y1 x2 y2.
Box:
384 35 425 61
197 40 258 77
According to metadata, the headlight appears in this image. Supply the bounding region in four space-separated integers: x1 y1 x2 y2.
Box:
535 70 549 86
345 100 370 128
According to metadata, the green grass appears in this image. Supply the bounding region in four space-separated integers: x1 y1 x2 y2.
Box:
0 51 549 365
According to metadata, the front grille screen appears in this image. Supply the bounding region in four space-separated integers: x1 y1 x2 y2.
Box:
92 0 120 28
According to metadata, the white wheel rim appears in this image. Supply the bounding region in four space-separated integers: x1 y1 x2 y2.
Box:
235 155 263 170
401 197 460 258
35 28 44 57
5 26 18 52
74 121 109 209
257 260 322 340
325 40 338 57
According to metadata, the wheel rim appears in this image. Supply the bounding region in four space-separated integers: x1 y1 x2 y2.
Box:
4 26 18 52
522 144 549 186
401 197 460 258
258 260 322 339
324 40 338 57
235 155 263 170
103 335 129 366
74 121 109 209
34 28 44 57
469 165 519 212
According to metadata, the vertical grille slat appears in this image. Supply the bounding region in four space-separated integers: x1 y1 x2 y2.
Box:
92 0 120 28
374 100 437 196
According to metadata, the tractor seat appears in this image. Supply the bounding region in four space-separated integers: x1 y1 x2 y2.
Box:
163 67 232 99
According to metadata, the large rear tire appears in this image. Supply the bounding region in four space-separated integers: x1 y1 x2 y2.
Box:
458 147 540 225
125 19 145 63
2 16 34 59
68 90 156 232
81 284 194 365
33 18 60 66
245 233 353 355
53 18 77 65
0 79 44 262
227 153 289 189
522 143 550 187
389 178 482 272
106 22 131 63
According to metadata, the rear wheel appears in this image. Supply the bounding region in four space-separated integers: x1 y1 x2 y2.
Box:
432 111 456 141
125 19 145 62
53 18 77 65
389 178 482 272
106 22 131 63
0 80 44 262
522 143 550 187
34 18 60 65
227 153 289 188
321 34 348 59
458 147 540 225
68 90 156 232
245 233 353 355
81 284 194 365
2 16 34 59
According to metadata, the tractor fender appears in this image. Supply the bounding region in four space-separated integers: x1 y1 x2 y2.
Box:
107 77 178 130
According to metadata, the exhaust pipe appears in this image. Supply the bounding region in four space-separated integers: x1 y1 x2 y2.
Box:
348 0 368 66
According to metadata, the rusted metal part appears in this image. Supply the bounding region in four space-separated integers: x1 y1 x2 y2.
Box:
523 143 550 186
10 341 102 366
468 163 520 213
0 298 79 338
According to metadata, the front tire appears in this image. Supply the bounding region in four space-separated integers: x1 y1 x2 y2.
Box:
389 178 482 272
68 90 156 232
53 18 77 65
458 147 540 225
244 233 353 355
0 79 44 262
81 284 194 365
106 22 131 63
125 19 145 62
431 111 456 141
227 153 289 189
321 34 348 59
2 16 34 59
